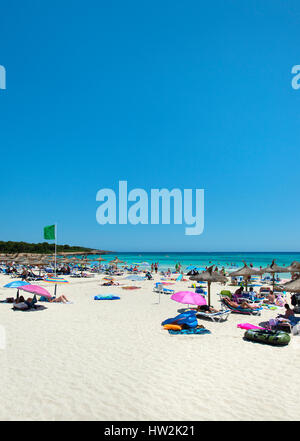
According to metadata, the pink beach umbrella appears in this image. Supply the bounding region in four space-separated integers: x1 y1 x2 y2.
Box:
19 284 52 299
171 291 207 306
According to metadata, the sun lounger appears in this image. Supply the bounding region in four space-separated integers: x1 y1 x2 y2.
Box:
153 283 174 295
196 308 231 322
221 297 262 315
153 283 163 293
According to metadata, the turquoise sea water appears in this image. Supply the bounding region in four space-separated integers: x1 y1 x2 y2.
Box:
87 252 300 274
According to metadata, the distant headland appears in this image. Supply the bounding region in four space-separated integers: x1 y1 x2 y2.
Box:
0 240 112 255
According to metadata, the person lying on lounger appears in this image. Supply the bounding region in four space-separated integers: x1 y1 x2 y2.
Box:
249 287 258 297
39 295 70 303
196 304 219 313
223 296 259 310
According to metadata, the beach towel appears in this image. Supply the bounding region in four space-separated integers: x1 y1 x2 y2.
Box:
263 304 279 310
168 328 211 335
122 286 141 290
237 323 265 330
94 295 120 300
12 305 47 312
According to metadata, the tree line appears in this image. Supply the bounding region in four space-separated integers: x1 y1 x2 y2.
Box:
0 241 93 254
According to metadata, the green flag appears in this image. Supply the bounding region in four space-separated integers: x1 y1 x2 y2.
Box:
44 224 56 240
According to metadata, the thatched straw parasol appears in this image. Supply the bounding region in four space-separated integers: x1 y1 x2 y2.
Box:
110 257 124 267
0 255 13 262
92 256 106 269
74 259 89 266
190 265 227 306
58 258 71 264
262 259 288 291
228 262 263 291
68 257 79 262
286 261 300 273
94 257 106 262
276 277 300 294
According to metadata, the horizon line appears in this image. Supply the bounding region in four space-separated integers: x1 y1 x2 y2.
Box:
112 250 300 254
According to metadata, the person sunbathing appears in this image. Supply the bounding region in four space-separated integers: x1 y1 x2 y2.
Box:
15 295 26 304
101 281 119 286
13 295 38 310
264 291 276 304
51 295 69 303
197 304 219 313
40 295 70 303
249 287 257 296
234 287 244 296
224 296 258 310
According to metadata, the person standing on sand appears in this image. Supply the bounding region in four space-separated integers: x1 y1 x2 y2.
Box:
151 263 154 273
154 262 158 274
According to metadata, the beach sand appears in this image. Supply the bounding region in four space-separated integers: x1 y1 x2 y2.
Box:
0 272 299 421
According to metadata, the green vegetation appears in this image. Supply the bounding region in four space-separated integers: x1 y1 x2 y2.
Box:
0 241 94 254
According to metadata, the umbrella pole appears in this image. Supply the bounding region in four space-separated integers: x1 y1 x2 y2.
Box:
208 282 211 306
54 284 57 298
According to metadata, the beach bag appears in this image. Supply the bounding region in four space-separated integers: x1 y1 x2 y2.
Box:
275 296 285 307
276 322 291 333
292 324 300 336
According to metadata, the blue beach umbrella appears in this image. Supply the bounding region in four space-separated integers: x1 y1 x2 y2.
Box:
3 280 31 299
4 281 30 288
185 265 205 271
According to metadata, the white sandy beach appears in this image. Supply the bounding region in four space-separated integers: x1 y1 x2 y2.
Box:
0 272 300 421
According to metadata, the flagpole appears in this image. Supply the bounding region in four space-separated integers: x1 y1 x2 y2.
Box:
55 223 57 277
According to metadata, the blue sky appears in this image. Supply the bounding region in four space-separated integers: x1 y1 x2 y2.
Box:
0 0 299 252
